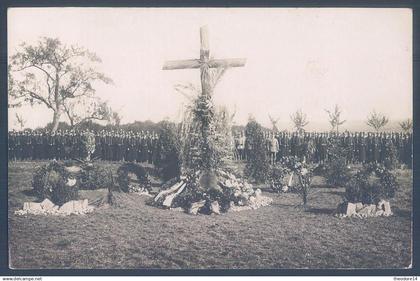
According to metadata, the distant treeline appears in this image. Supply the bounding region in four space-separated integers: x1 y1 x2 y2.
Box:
11 119 408 134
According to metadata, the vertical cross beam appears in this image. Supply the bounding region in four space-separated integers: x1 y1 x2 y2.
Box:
200 26 211 96
200 26 210 62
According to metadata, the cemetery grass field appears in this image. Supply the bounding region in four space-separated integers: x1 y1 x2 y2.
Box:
8 161 412 269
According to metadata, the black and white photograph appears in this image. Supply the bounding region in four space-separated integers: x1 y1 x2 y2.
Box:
6 7 413 270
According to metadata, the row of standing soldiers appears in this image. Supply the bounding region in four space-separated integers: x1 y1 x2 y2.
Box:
8 129 413 168
234 131 413 167
8 130 161 165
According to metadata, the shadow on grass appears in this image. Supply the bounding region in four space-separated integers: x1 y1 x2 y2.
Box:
393 209 411 218
259 187 279 193
322 190 345 197
21 189 37 197
305 207 335 215
271 203 301 208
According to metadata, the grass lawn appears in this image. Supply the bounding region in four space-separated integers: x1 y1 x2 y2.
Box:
8 161 412 269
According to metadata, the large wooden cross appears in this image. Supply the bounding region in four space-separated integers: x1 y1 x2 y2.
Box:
163 26 246 96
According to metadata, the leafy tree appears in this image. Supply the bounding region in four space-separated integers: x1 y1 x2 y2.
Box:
325 104 346 133
399 118 412 133
366 110 389 132
9 37 113 132
290 109 309 133
62 97 114 128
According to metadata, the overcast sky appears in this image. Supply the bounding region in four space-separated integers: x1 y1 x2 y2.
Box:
8 8 412 130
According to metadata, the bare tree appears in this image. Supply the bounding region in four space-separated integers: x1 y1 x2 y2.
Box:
290 109 309 133
110 111 122 127
9 37 112 132
230 104 237 125
14 113 26 130
366 110 389 132
399 118 412 133
268 114 280 133
325 104 346 133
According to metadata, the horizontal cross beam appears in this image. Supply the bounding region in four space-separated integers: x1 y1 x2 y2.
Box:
162 58 246 70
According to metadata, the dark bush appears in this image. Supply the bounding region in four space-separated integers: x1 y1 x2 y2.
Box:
156 121 181 181
269 165 288 192
344 163 399 204
78 164 114 190
324 137 352 187
117 162 151 193
244 120 270 183
383 139 398 169
325 157 351 187
32 161 79 205
51 180 79 206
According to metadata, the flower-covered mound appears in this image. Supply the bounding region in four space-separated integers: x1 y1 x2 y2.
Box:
152 169 273 215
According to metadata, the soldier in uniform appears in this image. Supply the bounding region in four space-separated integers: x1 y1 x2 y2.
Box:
63 130 71 160
345 132 354 164
14 131 20 160
379 132 387 164
237 131 246 161
21 131 27 160
306 133 316 163
245 130 253 161
46 131 54 160
283 132 291 158
28 131 35 160
396 132 404 165
373 132 380 163
135 132 142 163
320 132 328 163
111 131 117 161
122 132 129 161
276 132 282 160
104 131 111 161
365 132 372 163
118 131 125 161
290 132 296 158
404 132 412 168
353 132 360 164
8 131 16 161
233 133 239 160
152 132 161 166
57 130 65 160
140 131 148 163
98 131 105 160
32 131 39 160
268 132 279 165
124 132 133 162
359 132 367 164
72 130 80 159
